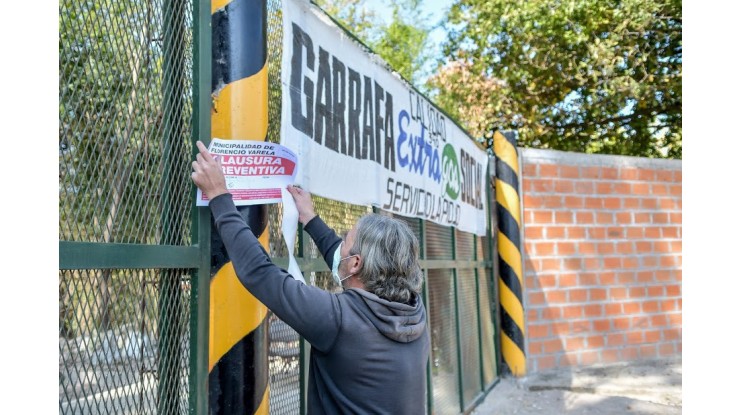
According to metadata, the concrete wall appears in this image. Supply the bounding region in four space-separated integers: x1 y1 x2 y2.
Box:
519 148 682 372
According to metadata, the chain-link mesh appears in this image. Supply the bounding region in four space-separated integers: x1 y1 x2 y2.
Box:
59 0 193 246
457 268 482 404
59 269 191 414
428 269 460 414
59 0 194 412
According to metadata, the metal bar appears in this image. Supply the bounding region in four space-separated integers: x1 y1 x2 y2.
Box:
188 0 212 412
419 218 434 415
451 228 465 412
59 241 200 270
475 236 485 392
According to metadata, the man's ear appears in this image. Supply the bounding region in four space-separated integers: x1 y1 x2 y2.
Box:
349 255 362 274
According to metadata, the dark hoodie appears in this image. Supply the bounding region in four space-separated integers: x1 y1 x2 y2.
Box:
209 193 430 414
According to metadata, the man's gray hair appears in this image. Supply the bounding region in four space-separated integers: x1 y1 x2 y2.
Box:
349 214 423 303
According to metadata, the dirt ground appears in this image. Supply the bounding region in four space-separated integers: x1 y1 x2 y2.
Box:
471 357 682 415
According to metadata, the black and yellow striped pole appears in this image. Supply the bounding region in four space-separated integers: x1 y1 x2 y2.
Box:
493 130 526 376
209 0 270 413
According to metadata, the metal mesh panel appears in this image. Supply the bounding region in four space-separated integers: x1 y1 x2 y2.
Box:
428 269 460 415
454 229 475 260
457 269 481 403
426 222 454 260
59 0 194 245
477 267 497 386
59 268 191 414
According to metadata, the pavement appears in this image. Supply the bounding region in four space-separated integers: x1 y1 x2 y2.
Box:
471 357 682 415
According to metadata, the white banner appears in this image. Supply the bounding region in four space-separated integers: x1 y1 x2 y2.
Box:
280 0 489 235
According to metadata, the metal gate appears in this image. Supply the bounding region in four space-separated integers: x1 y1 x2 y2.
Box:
59 0 500 413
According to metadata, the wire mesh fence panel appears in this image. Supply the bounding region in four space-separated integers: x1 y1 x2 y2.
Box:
477 267 497 386
59 268 191 414
427 269 460 415
426 222 454 260
456 268 482 404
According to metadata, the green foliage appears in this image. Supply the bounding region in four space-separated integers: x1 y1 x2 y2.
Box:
430 0 682 158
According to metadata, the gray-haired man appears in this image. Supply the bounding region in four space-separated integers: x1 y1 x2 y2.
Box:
191 141 430 414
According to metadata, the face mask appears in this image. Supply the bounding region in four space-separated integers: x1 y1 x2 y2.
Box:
332 242 356 287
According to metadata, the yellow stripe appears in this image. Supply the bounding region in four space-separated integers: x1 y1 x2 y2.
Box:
499 282 524 331
493 131 519 174
498 232 522 284
255 386 270 415
501 332 526 376
495 179 521 227
211 0 232 14
211 63 269 140
209 263 268 371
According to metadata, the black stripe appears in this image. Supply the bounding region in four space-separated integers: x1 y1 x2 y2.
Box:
209 321 269 414
500 308 525 351
495 159 519 194
496 202 520 249
211 205 268 275
212 0 267 91
498 254 522 301
499 130 518 149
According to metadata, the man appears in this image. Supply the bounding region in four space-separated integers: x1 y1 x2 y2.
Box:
191 141 430 414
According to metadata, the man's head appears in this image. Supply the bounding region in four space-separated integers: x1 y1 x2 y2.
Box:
340 214 423 303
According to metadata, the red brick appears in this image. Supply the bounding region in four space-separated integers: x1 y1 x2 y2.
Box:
587 336 606 348
545 290 567 303
642 301 660 313
588 228 606 239
627 331 645 344
575 181 594 194
659 343 676 356
635 241 652 252
641 198 658 209
629 286 646 298
560 166 579 178
659 198 677 210
596 182 613 194
614 182 632 194
579 273 599 285
575 212 593 224
523 163 538 176
618 272 637 284
529 292 546 306
536 242 555 256
528 341 543 354
638 169 656 181
645 227 661 238
632 183 649 194
609 287 628 300
623 302 641 314
604 198 621 209
561 352 579 367
599 272 616 285
653 213 669 224
553 322 570 334
539 274 558 288
540 258 560 271
623 257 639 269
540 164 558 177
621 346 640 360
656 170 673 181
555 180 575 193
563 305 584 318
533 210 553 224
563 258 583 270
522 180 535 192
655 241 670 253
555 211 573 224
651 184 668 195
558 242 577 255
559 273 578 287
642 256 658 267
543 195 564 208
593 319 611 331
613 317 631 330
547 227 566 238
544 339 564 353
527 309 539 320
645 330 662 343
523 195 543 208
581 166 600 179
584 304 603 317
662 300 678 312
585 197 604 208
602 348 620 363
616 212 632 224
568 289 587 303
566 337 585 351
584 258 601 269
537 356 556 371
634 212 650 223
670 212 682 224
542 307 561 319
647 285 665 296
651 315 669 327
590 288 607 301
620 167 638 180
674 171 682 181
578 242 596 254
668 313 682 326
640 344 658 358
581 350 601 365
670 185 682 196
525 226 544 240
607 333 625 346
666 284 681 296
529 324 550 338
617 242 634 254
564 196 584 209
626 227 644 238
568 227 586 238
660 256 677 267
531 179 554 192
597 212 614 224
664 329 681 341
671 241 682 253
604 256 621 268
606 227 624 238
623 197 640 208
605 303 623 315
602 167 618 180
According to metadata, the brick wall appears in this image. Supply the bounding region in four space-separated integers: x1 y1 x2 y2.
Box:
519 148 682 372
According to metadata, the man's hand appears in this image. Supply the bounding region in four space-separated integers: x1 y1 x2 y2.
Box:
191 141 229 200
286 184 317 225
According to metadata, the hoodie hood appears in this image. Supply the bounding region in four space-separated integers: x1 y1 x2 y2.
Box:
347 288 427 343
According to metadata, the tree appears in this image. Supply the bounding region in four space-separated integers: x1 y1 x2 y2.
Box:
429 0 682 158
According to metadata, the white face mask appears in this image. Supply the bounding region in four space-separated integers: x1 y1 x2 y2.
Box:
331 242 357 286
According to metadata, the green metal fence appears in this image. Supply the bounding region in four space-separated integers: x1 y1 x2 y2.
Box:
59 0 500 413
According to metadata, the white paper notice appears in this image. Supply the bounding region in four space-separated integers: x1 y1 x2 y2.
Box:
196 139 298 206
281 187 305 283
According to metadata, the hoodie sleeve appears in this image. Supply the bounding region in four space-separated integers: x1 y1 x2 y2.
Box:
208 193 340 352
303 215 342 270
